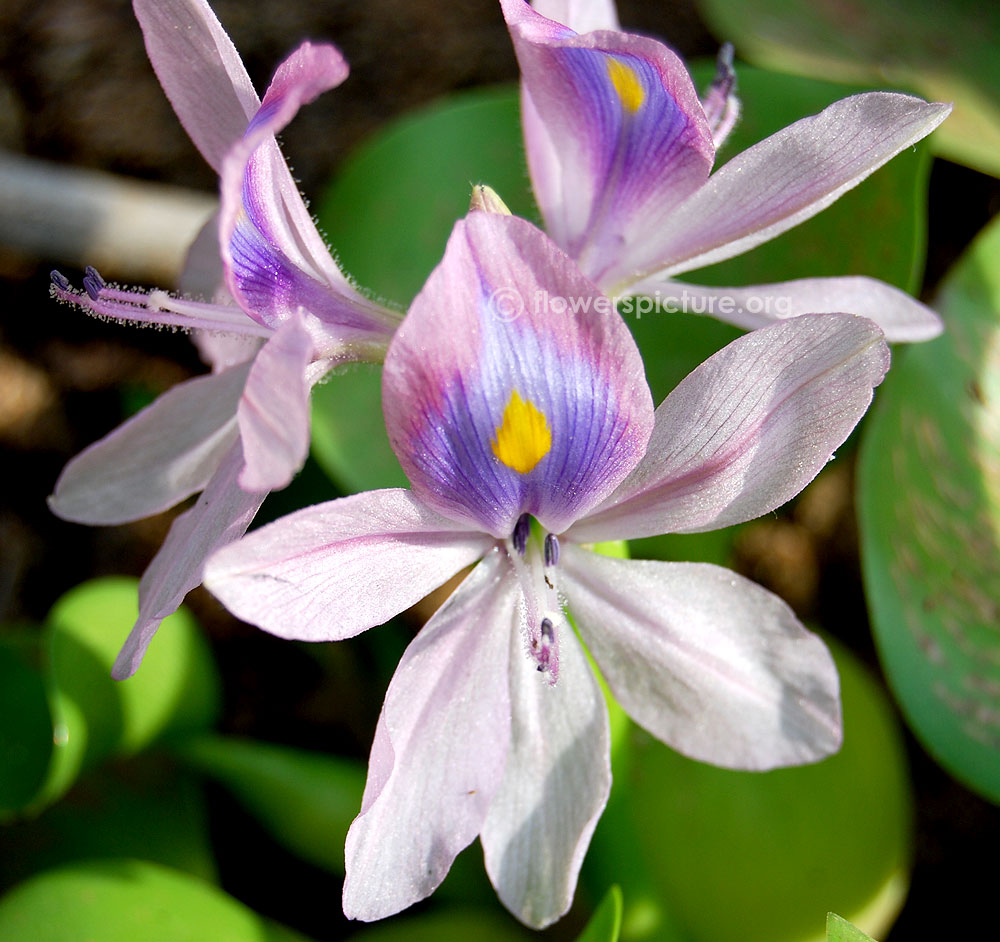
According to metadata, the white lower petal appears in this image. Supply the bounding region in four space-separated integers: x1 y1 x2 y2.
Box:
113 441 265 679
561 547 841 770
343 552 517 921
481 625 610 928
49 362 249 526
204 489 494 642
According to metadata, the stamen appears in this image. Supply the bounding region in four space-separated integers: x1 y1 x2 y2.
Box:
540 617 554 641
512 513 531 556
49 270 70 291
711 43 736 100
83 265 105 301
543 533 560 567
702 43 740 150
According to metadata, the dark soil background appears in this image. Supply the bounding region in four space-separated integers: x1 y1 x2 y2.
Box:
2 1 999 939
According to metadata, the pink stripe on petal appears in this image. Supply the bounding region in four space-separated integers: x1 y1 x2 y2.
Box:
113 441 265 679
562 549 842 769
569 314 889 542
343 552 516 920
642 92 951 279
203 490 494 642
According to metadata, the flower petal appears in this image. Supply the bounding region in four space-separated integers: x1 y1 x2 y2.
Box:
532 0 621 32
628 275 943 342
236 312 314 492
204 489 494 642
49 362 249 525
343 552 516 921
501 0 714 288
641 92 951 279
218 42 399 341
113 441 265 679
569 314 889 542
133 0 260 171
561 548 842 769
481 626 610 928
383 212 653 538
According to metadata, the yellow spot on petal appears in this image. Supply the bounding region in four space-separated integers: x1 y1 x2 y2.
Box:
606 57 645 114
492 390 552 474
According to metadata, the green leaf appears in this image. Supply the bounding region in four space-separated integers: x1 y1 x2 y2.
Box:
584 640 912 942
827 913 876 942
0 859 309 942
0 758 216 892
577 886 624 942
174 735 365 874
36 577 221 810
0 635 54 818
858 214 1000 803
696 0 1000 177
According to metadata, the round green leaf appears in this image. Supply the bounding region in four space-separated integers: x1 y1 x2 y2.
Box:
37 577 221 809
584 641 912 942
858 215 1000 802
0 637 53 818
0 859 307 942
175 735 365 875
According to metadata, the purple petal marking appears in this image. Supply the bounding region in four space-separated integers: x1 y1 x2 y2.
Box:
218 42 400 340
481 624 610 928
383 212 654 538
112 441 265 679
568 314 890 543
626 275 944 342
343 552 516 921
236 312 314 492
561 548 842 769
501 0 714 289
133 0 260 172
640 92 952 280
203 489 494 642
49 362 249 525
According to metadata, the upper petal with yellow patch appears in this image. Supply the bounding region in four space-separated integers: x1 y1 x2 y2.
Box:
383 212 654 538
500 0 715 293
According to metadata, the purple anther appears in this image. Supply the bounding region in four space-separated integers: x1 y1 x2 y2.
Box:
540 617 554 641
82 266 106 301
50 270 71 291
512 513 531 556
543 533 560 567
712 42 736 97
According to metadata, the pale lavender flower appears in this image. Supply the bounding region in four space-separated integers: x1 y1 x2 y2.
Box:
500 0 952 341
48 0 400 678
205 210 890 927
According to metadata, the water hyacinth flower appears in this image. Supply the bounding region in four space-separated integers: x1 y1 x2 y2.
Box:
500 0 952 341
205 209 890 927
48 0 400 678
